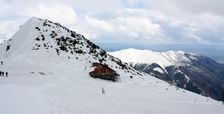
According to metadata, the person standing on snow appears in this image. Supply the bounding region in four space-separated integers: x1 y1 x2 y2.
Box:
102 88 105 95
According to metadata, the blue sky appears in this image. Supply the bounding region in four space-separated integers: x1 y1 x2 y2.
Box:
0 0 224 45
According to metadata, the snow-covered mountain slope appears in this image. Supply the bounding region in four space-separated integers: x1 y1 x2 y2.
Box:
109 48 224 101
0 18 224 114
0 17 138 79
109 48 196 67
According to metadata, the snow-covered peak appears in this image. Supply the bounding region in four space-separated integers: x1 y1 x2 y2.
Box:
0 17 140 79
109 48 197 67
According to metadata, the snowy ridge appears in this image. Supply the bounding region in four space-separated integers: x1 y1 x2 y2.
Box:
0 18 223 114
109 48 196 68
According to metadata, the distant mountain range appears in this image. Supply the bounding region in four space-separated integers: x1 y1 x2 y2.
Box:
97 42 224 64
110 48 224 101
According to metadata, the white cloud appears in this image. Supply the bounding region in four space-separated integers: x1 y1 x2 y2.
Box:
78 11 163 42
172 0 224 16
0 0 78 39
0 0 224 44
187 33 203 42
116 16 160 35
15 1 78 25
85 16 114 32
67 0 124 11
